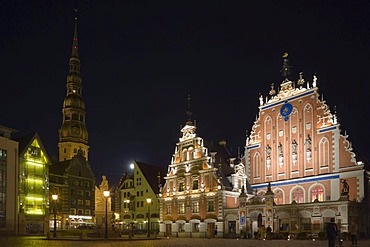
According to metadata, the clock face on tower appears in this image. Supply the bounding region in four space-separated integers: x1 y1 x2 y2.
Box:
72 126 79 135
280 102 293 121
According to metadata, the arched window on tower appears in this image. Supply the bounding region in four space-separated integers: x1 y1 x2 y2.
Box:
291 187 304 203
310 185 324 202
188 147 194 161
181 149 187 162
274 189 283 205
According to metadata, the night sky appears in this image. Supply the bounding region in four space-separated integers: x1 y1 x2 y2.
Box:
1 1 369 186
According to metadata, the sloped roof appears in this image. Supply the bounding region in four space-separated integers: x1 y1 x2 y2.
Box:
49 150 93 178
14 132 51 163
49 159 71 175
135 160 167 194
206 140 254 193
352 144 370 171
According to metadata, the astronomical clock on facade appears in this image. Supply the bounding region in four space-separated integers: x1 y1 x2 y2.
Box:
241 54 370 238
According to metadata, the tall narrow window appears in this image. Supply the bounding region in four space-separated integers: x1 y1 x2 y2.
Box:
207 201 215 212
178 202 185 214
179 182 184 192
192 201 199 213
192 179 198 190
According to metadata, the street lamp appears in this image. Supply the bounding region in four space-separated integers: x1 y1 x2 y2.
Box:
52 194 58 238
146 197 152 237
103 190 110 240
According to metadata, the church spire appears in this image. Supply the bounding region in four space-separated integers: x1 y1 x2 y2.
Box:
71 9 79 58
58 12 89 161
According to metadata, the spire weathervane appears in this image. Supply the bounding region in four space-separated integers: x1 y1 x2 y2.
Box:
186 94 193 125
280 52 292 81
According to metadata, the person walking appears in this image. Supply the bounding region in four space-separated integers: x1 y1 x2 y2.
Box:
350 221 358 246
326 218 338 247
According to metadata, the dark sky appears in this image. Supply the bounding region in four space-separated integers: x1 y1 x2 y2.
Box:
1 1 370 186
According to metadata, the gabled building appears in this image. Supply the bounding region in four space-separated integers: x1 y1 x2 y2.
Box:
0 126 51 236
17 132 50 235
49 15 96 230
115 160 166 235
49 150 95 230
242 54 370 238
158 99 248 238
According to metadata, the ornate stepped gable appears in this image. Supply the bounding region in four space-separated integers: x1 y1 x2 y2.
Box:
245 53 364 202
160 96 246 225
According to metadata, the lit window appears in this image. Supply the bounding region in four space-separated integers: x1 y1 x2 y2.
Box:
192 201 199 213
178 202 185 214
274 190 283 205
292 188 304 203
179 182 184 192
311 185 324 202
166 204 171 215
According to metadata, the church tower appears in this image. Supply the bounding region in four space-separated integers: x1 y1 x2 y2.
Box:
58 15 89 161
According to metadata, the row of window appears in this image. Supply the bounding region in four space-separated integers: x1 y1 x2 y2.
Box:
177 222 200 232
70 199 91 206
70 208 91 215
64 114 84 122
123 200 151 209
70 180 90 188
166 200 215 215
63 148 86 156
252 137 331 178
70 189 91 198
257 185 325 204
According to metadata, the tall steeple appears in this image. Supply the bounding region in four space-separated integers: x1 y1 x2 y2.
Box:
58 13 89 161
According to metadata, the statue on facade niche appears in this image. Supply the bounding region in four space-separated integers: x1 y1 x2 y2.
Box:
266 145 271 159
305 134 312 152
278 142 283 157
292 139 298 154
341 179 349 195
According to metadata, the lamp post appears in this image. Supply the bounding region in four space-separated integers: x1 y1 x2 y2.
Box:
52 194 58 238
146 197 152 237
103 190 110 240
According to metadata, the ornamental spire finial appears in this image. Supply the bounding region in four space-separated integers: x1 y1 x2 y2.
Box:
186 94 193 125
71 8 79 58
280 52 292 81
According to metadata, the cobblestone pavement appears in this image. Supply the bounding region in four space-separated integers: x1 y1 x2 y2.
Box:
0 236 368 247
